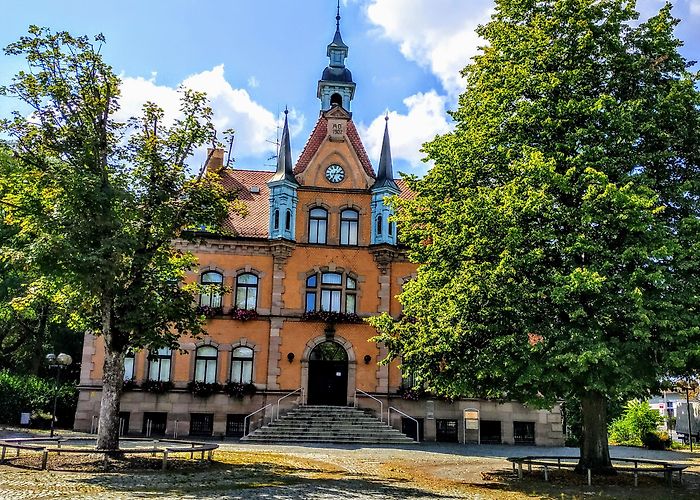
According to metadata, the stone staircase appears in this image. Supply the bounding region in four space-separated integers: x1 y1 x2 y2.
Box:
241 405 416 444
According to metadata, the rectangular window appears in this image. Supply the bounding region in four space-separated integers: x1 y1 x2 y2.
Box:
195 359 217 383
236 288 257 310
123 355 134 381
309 219 327 244
142 412 167 436
436 419 459 443
340 220 358 245
345 294 356 314
226 414 247 438
306 292 316 312
149 357 171 381
230 360 252 384
513 421 536 445
189 413 214 437
321 289 341 312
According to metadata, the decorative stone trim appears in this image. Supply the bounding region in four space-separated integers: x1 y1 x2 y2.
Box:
301 335 357 405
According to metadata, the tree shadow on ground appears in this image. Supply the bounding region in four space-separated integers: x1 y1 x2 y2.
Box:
67 459 460 499
478 464 700 500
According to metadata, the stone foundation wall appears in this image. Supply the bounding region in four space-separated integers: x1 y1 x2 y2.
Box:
75 388 564 446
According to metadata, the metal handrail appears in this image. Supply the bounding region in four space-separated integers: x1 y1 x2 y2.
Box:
275 387 304 420
353 390 383 422
388 406 420 442
243 403 272 437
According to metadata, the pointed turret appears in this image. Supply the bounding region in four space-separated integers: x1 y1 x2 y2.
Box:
318 1 356 111
373 116 399 191
269 109 298 185
268 109 299 240
371 116 399 246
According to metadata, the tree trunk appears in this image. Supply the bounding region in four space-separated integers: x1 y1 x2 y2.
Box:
96 338 125 451
96 295 125 451
577 390 616 475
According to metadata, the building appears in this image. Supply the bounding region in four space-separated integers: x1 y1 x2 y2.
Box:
74 12 564 446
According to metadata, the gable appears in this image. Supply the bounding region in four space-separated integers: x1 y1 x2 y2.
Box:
294 110 375 190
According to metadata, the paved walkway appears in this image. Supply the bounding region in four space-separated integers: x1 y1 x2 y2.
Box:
0 430 698 499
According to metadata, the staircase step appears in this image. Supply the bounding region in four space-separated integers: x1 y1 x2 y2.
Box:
241 404 416 444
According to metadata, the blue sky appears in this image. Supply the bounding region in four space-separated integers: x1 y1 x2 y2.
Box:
2 1 700 176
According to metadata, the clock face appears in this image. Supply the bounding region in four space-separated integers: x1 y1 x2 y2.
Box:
325 164 345 183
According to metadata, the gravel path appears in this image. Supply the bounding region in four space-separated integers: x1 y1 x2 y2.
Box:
0 433 698 499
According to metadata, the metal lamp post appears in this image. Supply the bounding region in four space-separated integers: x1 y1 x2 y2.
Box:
46 353 72 438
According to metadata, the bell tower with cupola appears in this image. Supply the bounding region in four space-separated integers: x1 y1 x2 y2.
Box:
317 2 356 112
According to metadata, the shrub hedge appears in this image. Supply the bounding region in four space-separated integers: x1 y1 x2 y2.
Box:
0 370 77 428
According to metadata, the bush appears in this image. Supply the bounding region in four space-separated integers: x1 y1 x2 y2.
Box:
642 431 671 450
0 370 77 427
608 400 663 447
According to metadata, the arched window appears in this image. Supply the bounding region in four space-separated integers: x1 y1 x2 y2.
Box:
148 347 172 382
308 208 328 244
285 209 292 231
123 351 135 381
194 346 218 383
230 346 254 384
330 93 342 107
376 215 383 236
340 209 359 246
199 271 223 308
235 273 258 310
305 271 357 314
273 209 280 230
388 221 395 236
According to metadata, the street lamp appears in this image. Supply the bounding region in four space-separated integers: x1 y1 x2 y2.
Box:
46 352 72 438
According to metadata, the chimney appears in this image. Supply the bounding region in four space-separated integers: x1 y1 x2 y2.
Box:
205 148 225 174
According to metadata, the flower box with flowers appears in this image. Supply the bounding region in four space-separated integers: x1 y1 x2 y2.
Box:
140 380 174 394
122 379 138 391
224 382 257 399
195 305 224 318
187 381 222 397
229 308 259 321
300 311 363 324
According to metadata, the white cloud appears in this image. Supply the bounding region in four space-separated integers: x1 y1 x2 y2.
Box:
116 65 303 162
247 76 259 88
360 90 451 171
365 0 492 98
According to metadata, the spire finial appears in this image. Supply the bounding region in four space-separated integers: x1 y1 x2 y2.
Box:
385 113 389 122
336 0 341 30
284 106 289 116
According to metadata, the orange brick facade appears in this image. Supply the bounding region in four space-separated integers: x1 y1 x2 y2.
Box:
74 20 564 445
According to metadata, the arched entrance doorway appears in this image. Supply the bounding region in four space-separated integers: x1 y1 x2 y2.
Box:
307 341 348 405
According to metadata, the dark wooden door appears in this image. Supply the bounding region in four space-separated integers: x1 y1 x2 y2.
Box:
307 341 348 406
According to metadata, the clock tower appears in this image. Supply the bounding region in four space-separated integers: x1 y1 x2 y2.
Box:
317 2 356 112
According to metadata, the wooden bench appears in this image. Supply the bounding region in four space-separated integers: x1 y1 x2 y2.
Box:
0 438 218 471
507 455 689 487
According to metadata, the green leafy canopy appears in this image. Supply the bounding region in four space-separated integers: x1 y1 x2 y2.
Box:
371 0 700 408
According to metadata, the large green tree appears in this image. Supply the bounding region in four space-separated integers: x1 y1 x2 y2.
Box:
371 0 700 472
0 27 234 450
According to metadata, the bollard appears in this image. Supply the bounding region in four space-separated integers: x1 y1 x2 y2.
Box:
543 465 548 482
152 440 157 457
174 420 179 439
587 468 591 486
518 462 523 479
162 450 168 471
634 462 638 487
1 445 6 462
57 440 61 456
41 450 48 470
557 458 561 470
190 443 195 459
